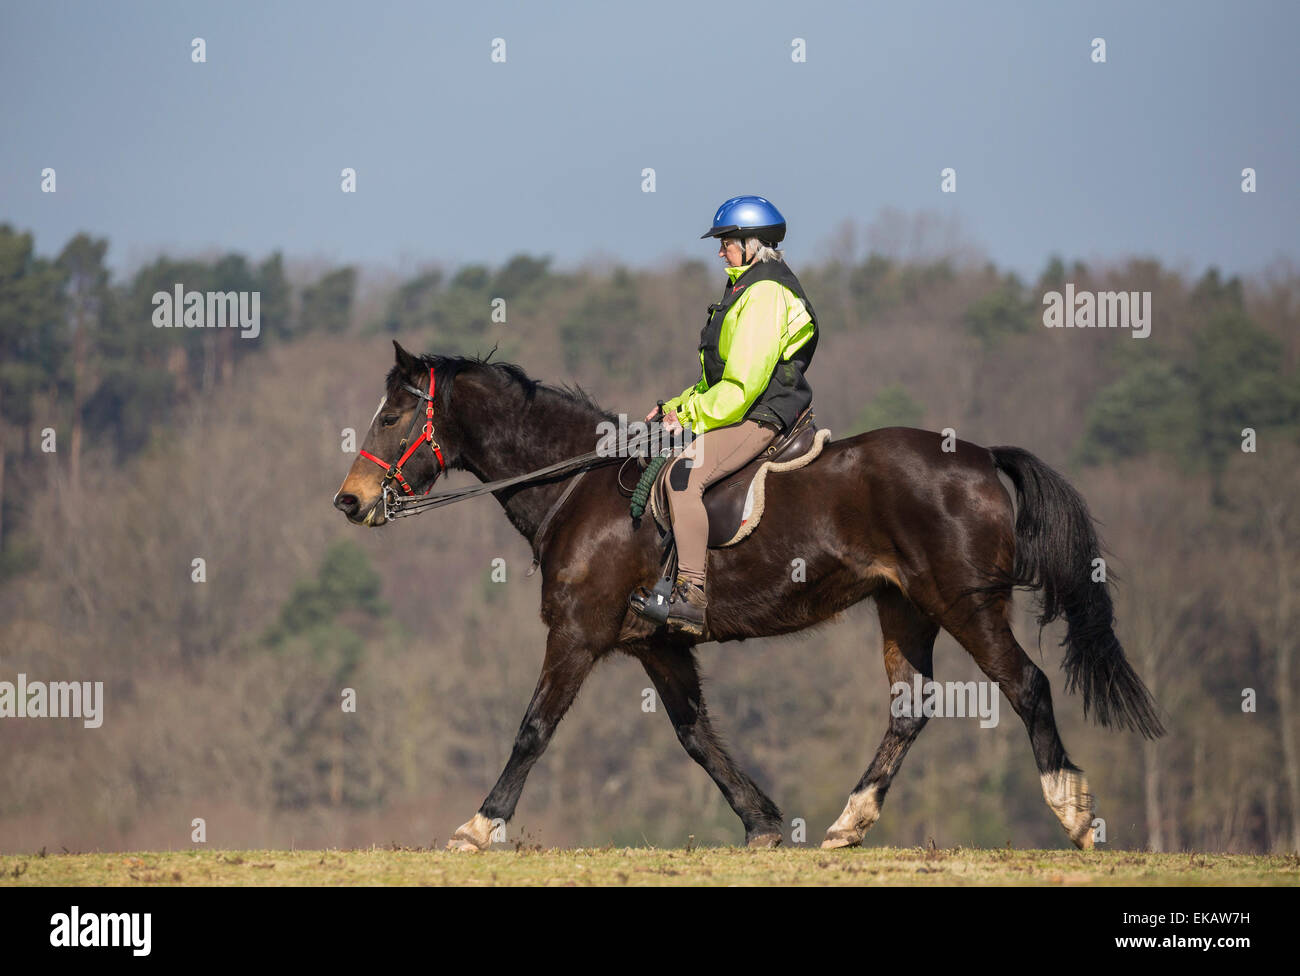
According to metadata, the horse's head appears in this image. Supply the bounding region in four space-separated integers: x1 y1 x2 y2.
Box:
333 340 460 526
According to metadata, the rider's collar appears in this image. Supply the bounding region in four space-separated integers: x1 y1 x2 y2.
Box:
726 263 752 282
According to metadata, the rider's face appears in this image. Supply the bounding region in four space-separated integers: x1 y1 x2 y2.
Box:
718 237 746 267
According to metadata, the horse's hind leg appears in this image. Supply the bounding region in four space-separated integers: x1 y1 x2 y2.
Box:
638 638 785 847
945 607 1096 849
823 586 939 849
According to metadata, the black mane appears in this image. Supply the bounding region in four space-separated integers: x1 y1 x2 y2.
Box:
386 352 615 422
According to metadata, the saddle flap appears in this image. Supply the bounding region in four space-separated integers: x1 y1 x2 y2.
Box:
649 407 828 548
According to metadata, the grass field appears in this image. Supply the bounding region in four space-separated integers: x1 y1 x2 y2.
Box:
2 846 1297 886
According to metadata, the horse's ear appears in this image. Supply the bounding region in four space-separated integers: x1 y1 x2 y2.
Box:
392 339 418 375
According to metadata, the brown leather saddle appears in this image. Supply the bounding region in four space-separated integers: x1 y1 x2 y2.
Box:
646 405 832 548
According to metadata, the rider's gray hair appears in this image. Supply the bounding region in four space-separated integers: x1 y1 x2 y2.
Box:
743 237 783 263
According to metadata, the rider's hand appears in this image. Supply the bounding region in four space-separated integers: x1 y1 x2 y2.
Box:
662 409 683 433
645 406 660 422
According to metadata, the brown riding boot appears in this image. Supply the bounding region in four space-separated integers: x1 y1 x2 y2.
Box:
665 575 707 637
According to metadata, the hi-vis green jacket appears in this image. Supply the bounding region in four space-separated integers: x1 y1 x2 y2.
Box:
663 260 818 435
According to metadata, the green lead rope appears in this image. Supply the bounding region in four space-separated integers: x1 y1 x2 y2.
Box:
630 455 670 519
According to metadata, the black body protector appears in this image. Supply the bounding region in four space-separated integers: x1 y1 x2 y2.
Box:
699 258 819 433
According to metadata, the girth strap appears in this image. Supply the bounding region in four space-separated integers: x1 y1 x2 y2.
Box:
526 468 589 577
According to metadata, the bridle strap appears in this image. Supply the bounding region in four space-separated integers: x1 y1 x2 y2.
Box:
358 365 445 496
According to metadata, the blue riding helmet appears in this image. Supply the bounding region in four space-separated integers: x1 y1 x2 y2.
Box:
700 195 786 245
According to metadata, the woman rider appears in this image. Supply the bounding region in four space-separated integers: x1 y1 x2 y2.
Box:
636 194 819 636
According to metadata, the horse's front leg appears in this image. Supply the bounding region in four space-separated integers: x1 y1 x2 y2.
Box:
447 628 597 851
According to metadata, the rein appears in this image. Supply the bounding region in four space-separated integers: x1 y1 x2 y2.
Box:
370 367 664 522
382 443 630 521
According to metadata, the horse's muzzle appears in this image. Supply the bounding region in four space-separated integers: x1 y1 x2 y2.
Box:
334 491 385 526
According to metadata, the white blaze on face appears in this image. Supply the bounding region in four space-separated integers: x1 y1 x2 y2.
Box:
369 396 387 428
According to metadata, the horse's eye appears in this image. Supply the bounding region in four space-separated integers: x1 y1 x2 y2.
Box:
381 414 399 427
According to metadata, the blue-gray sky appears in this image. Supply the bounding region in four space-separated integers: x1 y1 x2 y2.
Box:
3 0 1297 280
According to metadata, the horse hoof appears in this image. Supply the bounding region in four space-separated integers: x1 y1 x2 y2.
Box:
820 830 862 850
445 813 494 852
746 831 782 849
446 836 485 853
1040 769 1095 852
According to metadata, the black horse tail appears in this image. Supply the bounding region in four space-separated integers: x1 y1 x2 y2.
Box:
990 446 1166 739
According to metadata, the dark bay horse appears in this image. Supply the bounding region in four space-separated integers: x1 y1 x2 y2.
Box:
334 342 1164 851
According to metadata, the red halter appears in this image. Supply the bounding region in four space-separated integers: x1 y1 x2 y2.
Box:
358 366 446 496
